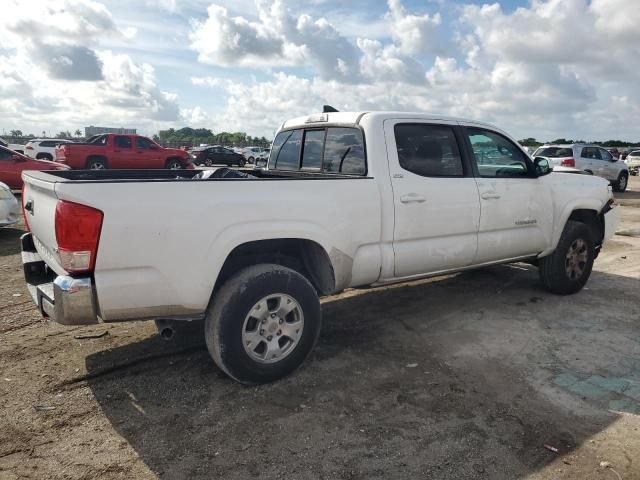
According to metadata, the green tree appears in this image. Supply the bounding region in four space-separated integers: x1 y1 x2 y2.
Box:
518 137 540 147
74 129 82 138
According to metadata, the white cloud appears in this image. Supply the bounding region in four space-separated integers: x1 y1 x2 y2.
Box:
386 0 441 55
0 0 181 134
180 106 210 125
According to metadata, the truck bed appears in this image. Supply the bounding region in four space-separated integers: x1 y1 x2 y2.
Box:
28 168 370 183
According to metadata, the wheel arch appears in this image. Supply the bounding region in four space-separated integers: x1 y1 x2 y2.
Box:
541 201 606 258
213 238 337 297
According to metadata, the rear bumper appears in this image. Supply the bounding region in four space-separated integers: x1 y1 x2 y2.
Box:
21 233 99 325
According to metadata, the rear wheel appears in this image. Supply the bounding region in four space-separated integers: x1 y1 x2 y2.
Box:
539 220 595 295
205 159 213 167
613 172 628 192
205 264 321 385
36 153 53 161
86 158 107 169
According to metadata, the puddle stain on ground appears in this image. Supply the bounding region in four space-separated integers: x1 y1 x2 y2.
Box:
553 372 640 414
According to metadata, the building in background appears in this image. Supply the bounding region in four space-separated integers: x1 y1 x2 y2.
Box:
84 126 137 137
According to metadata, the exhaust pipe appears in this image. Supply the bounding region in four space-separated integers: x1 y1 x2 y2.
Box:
160 327 175 341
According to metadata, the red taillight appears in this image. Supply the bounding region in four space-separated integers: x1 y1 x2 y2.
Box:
21 184 30 232
561 158 575 167
26 145 34 150
55 201 103 273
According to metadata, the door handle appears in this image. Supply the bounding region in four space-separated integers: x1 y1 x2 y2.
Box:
400 193 426 204
481 192 501 200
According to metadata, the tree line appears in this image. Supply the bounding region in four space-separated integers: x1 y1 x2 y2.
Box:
153 127 270 147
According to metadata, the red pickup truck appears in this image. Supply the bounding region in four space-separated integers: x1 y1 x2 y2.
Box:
55 134 194 170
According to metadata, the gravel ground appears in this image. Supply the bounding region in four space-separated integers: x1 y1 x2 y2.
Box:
1 178 639 480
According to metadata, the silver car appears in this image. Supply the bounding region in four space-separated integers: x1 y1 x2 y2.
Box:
534 144 630 192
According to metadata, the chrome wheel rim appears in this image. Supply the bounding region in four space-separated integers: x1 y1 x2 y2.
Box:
619 175 627 190
169 162 181 169
565 238 588 280
90 163 105 169
242 294 304 364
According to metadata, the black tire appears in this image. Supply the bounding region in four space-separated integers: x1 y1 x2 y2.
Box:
584 170 593 175
205 264 321 385
86 157 107 169
205 159 213 167
239 158 246 167
166 159 183 169
247 157 254 164
613 172 628 192
538 220 595 295
37 153 53 161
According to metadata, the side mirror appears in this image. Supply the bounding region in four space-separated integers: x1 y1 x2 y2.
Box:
534 157 552 176
255 158 267 168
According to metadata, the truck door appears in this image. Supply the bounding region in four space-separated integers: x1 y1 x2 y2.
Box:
462 126 552 263
134 136 162 168
384 119 481 277
111 135 134 168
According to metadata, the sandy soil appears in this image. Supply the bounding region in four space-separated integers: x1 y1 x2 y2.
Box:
1 179 639 480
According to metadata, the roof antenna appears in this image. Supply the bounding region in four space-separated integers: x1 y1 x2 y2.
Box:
323 105 339 113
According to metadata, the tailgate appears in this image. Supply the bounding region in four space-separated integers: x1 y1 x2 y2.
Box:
22 172 66 275
55 145 68 163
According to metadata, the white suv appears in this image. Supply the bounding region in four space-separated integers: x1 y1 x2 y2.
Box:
24 138 73 161
534 144 630 192
625 150 640 176
242 146 269 164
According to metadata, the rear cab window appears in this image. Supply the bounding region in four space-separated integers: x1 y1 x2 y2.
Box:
269 126 366 175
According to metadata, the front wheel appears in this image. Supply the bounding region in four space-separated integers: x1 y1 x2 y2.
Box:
613 172 628 192
205 264 321 385
538 220 595 295
166 159 183 169
87 158 107 169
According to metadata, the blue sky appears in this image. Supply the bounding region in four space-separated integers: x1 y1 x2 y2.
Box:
1 0 639 141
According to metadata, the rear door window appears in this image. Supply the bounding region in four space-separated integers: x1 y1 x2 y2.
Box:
114 136 132 149
394 124 464 177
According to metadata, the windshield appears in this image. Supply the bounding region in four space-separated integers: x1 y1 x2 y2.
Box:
534 147 573 158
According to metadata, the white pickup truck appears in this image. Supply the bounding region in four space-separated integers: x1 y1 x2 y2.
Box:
21 111 619 384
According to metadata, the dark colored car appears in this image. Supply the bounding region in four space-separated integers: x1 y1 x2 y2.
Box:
191 146 246 167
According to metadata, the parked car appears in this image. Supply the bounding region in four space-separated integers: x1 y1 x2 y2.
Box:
20 111 619 385
242 146 269 164
0 182 19 227
24 139 73 161
625 150 640 175
55 134 194 170
191 145 246 167
0 145 69 189
533 144 629 192
0 138 25 154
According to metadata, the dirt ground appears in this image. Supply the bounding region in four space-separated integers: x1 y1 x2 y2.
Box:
1 178 639 480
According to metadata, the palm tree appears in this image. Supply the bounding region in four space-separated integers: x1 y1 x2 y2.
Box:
75 129 82 138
